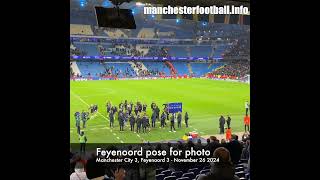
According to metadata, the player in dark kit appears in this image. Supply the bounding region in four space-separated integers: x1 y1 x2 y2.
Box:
219 115 226 134
160 111 166 128
142 103 147 112
81 110 87 128
129 114 135 131
109 110 114 128
127 103 132 115
123 111 129 125
164 104 169 120
134 105 139 115
136 114 142 133
151 102 156 111
185 112 189 127
89 105 94 114
142 114 148 133
118 111 124 131
151 111 157 128
155 105 160 120
75 111 81 134
177 112 182 128
112 106 118 114
226 115 231 129
137 102 142 112
106 101 111 114
170 114 176 132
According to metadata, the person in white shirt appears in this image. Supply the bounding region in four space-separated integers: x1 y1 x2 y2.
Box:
245 101 250 116
70 162 89 180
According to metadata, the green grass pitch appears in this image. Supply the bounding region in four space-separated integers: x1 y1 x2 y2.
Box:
70 78 250 143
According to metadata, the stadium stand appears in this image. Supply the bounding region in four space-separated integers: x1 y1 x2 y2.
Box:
70 24 94 35
168 46 188 57
70 62 81 76
77 61 106 77
143 62 171 76
190 62 225 77
171 62 190 76
73 42 100 56
70 1 250 179
137 28 156 38
105 29 129 38
208 60 250 79
190 46 212 57
73 59 247 78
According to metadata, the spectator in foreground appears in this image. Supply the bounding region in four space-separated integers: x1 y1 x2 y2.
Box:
227 135 243 165
70 162 89 180
198 147 240 180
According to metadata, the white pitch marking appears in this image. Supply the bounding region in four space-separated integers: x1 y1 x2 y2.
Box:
71 91 125 143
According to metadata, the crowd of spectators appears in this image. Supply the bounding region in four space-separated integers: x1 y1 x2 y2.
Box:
134 62 165 77
209 60 250 79
70 133 250 180
223 39 250 57
193 23 250 41
70 43 87 56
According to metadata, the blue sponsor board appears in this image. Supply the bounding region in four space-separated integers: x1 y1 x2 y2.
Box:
70 56 217 61
168 102 182 113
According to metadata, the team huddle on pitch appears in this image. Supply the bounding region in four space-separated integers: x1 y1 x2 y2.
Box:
106 100 189 133
74 100 250 137
74 100 190 134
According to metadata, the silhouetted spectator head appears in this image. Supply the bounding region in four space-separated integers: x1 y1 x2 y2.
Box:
213 147 232 164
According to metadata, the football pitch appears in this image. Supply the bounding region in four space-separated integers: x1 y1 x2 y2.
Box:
70 79 250 143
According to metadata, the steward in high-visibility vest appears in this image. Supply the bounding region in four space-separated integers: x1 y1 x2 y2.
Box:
79 131 87 154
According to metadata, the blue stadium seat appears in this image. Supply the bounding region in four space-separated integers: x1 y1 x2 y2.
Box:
182 172 195 179
73 43 100 56
199 169 210 175
163 176 176 180
144 62 171 76
168 46 188 57
191 46 212 57
240 159 248 163
188 168 199 176
245 173 250 179
235 171 245 178
156 174 165 180
202 166 210 170
195 174 200 180
77 62 106 77
171 62 189 75
177 177 190 180
235 167 244 171
161 170 172 177
156 168 164 175
171 171 183 178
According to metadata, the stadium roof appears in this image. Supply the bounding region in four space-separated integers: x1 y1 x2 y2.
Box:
71 0 250 8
